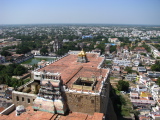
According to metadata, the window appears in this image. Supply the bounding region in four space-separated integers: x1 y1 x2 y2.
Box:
22 97 24 101
28 99 30 103
17 96 19 101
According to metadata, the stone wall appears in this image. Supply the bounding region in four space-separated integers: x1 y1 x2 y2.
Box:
65 92 101 115
100 80 110 115
12 91 37 107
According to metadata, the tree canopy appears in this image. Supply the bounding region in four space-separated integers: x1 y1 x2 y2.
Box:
40 47 49 55
0 64 28 88
110 45 117 53
117 80 129 91
124 67 133 73
157 77 160 86
1 50 11 57
16 46 31 54
151 61 160 71
13 65 27 76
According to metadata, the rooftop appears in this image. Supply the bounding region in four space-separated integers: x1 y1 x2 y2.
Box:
36 53 109 92
0 106 104 120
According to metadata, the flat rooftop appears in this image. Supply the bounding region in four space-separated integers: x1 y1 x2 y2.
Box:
0 106 104 120
37 53 109 92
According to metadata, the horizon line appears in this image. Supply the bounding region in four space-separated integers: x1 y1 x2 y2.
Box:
0 23 160 26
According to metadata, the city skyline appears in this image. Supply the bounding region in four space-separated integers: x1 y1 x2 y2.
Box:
1 0 160 25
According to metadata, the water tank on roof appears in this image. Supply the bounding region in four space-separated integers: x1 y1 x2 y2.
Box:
16 105 25 116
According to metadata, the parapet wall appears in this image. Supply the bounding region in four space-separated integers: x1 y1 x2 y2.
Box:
12 91 37 107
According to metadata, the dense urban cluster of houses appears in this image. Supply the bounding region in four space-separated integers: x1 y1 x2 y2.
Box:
107 38 160 120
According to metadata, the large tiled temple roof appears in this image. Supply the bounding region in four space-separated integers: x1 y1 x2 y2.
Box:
38 53 109 91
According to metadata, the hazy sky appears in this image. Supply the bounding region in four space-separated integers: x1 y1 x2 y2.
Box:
0 0 160 25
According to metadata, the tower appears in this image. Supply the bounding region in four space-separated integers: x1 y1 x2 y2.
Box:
77 49 88 63
53 36 62 52
33 72 67 114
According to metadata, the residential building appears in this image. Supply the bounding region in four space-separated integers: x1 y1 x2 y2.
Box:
132 47 147 54
108 38 121 45
147 71 160 78
0 55 5 64
113 59 132 67
125 73 137 81
137 67 146 73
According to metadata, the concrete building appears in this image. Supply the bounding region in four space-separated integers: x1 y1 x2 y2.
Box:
0 55 5 64
113 59 132 67
147 71 160 78
108 38 121 45
125 74 137 81
82 35 93 39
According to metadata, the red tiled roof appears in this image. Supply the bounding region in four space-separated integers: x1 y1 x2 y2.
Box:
0 107 104 120
0 106 56 120
110 38 118 40
92 112 104 120
0 107 4 112
59 112 104 120
38 53 108 91
134 47 146 51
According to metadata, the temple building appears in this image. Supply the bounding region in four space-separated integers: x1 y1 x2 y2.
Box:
33 72 67 114
11 50 111 118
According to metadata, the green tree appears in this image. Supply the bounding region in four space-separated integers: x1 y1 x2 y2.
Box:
14 65 27 76
1 50 11 57
0 65 6 71
117 80 129 91
141 43 151 52
10 78 20 88
110 45 117 53
0 63 28 87
40 47 49 55
96 44 105 53
5 64 17 76
140 53 146 56
157 77 160 86
151 61 160 71
16 46 31 54
124 66 133 73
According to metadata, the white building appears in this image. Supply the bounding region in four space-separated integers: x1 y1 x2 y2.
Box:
133 60 140 66
113 59 132 67
31 50 41 56
147 71 160 78
125 74 137 81
0 55 5 63
108 38 121 45
153 49 160 58
150 85 160 101
137 67 146 72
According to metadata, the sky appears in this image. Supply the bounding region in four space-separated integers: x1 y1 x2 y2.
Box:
0 0 160 25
